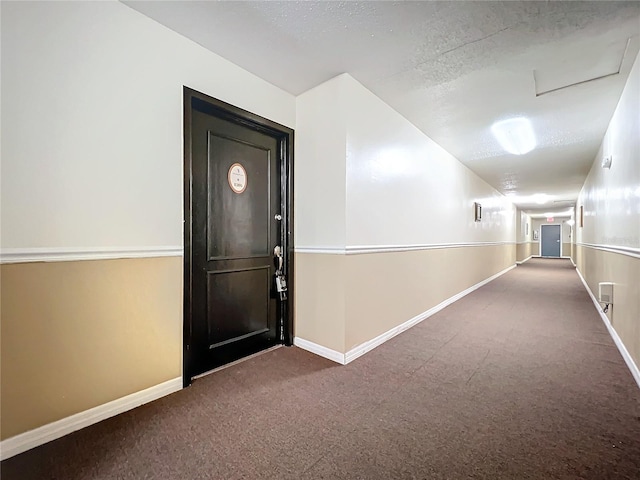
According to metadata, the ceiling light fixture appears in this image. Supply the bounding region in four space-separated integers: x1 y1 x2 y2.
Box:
533 193 550 204
491 117 537 155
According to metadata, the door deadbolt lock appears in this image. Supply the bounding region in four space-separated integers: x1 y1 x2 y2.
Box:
274 214 282 221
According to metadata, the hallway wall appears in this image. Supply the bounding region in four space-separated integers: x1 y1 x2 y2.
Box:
0 258 182 439
0 0 295 442
516 210 534 262
575 51 640 371
295 74 516 355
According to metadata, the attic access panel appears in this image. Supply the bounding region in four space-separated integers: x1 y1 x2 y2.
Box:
533 38 630 96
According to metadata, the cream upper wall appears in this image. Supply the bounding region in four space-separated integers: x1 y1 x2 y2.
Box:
577 51 639 249
294 76 347 249
295 74 514 249
342 75 515 247
516 210 532 243
0 1 295 250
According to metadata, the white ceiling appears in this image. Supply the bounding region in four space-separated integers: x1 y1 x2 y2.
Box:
124 1 640 215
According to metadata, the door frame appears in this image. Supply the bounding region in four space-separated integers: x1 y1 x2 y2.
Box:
539 223 562 257
182 87 294 387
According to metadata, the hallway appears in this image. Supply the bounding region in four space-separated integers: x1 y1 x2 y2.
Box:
2 259 639 479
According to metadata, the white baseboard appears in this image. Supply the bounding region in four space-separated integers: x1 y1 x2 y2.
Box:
344 264 516 363
516 255 532 265
575 269 640 390
293 337 345 364
0 377 182 460
295 264 516 366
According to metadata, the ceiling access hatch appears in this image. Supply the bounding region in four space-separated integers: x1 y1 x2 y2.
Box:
533 37 631 96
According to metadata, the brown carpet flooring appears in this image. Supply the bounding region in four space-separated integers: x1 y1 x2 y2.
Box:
2 258 640 479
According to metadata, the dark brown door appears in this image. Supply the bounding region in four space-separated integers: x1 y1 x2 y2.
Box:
184 90 293 382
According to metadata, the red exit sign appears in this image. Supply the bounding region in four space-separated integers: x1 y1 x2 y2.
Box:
547 217 554 222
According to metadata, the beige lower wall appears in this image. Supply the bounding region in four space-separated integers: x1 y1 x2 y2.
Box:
516 242 535 262
0 257 182 440
562 243 572 257
295 244 516 354
3 244 520 439
294 254 346 352
345 244 515 350
575 245 640 369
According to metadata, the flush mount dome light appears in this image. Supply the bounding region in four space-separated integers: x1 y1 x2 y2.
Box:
491 117 537 155
533 193 550 204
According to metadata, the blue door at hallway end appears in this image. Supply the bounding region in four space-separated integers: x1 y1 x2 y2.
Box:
541 224 561 257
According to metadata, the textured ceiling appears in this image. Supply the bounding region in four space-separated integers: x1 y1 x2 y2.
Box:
124 1 640 214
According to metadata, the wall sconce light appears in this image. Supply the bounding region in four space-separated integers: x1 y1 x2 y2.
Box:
474 202 482 222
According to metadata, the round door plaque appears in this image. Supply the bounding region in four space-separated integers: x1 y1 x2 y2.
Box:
227 163 247 194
